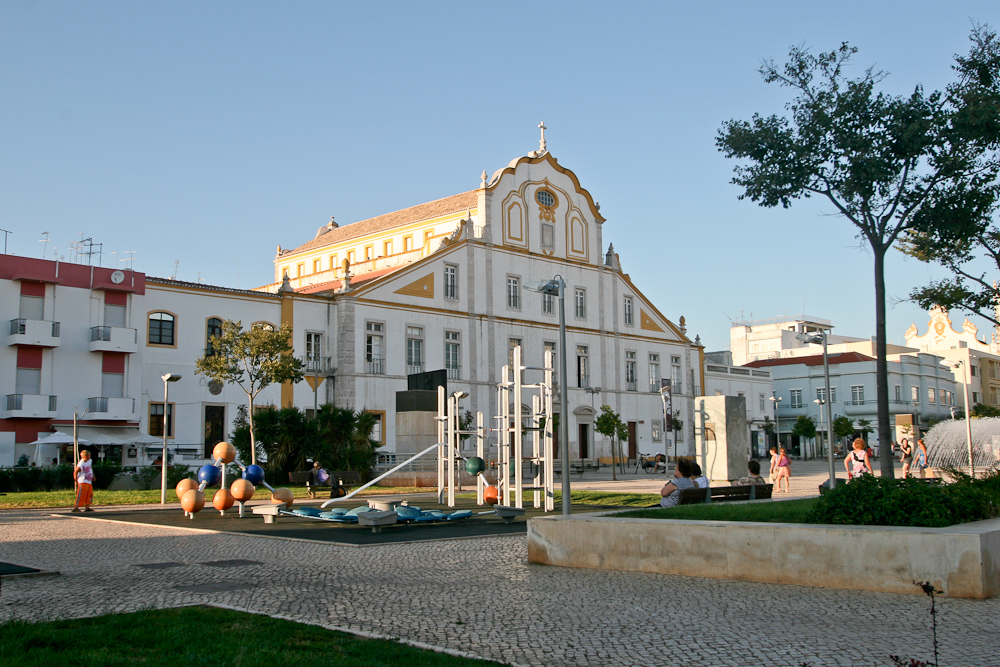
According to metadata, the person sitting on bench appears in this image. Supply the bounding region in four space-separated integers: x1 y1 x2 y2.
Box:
734 459 767 485
658 457 697 508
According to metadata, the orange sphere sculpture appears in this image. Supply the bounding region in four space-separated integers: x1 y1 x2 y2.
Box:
484 485 499 505
180 489 205 514
270 487 294 508
212 441 237 464
230 479 255 502
175 478 198 499
213 488 235 511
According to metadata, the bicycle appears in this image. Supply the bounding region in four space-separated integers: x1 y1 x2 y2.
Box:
634 453 658 474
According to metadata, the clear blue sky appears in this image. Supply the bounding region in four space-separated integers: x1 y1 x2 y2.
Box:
2 1 997 352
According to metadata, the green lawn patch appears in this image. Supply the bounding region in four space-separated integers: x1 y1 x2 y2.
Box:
0 606 504 667
0 486 429 510
615 498 817 523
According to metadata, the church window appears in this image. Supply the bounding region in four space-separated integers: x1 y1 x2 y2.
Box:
507 276 520 310
536 190 555 207
444 265 458 300
574 288 586 319
624 297 634 326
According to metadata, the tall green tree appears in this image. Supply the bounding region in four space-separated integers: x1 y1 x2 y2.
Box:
313 405 380 475
791 415 817 440
717 26 1000 478
196 320 305 465
900 26 1000 324
594 405 629 479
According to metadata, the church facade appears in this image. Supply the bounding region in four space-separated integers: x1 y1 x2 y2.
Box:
263 143 704 461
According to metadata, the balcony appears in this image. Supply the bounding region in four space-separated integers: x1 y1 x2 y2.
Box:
366 358 385 375
8 319 60 347
4 394 57 419
407 363 424 376
84 397 136 421
626 380 638 392
89 326 138 353
446 365 461 381
302 355 334 375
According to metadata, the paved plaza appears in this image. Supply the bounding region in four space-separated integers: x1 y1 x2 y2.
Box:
2 460 998 666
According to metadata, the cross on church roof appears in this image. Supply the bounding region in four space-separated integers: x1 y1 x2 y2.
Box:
538 121 547 153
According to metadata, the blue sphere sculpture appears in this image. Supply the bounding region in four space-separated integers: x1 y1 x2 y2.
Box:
244 464 265 485
197 464 221 487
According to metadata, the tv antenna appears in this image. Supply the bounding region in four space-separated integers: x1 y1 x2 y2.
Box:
171 260 179 280
121 251 137 271
0 228 10 254
39 232 49 258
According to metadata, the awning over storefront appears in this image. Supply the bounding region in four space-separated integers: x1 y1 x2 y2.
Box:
52 426 145 445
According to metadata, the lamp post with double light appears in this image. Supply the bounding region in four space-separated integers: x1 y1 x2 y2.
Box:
796 331 836 489
160 373 182 505
525 276 570 515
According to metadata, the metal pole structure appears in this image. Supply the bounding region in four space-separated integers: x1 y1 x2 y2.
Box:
822 334 836 488
557 277 570 515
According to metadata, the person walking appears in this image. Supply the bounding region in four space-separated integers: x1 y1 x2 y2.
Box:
775 447 791 493
845 438 872 480
72 450 94 512
899 438 914 477
768 446 780 485
917 438 929 478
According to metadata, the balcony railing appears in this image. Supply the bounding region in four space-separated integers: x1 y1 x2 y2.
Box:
845 399 866 406
9 319 60 338
91 326 112 342
367 358 385 375
579 375 590 388
89 397 108 413
649 381 660 393
446 365 461 381
86 396 136 418
5 394 57 415
626 380 637 392
302 355 333 374
407 363 424 376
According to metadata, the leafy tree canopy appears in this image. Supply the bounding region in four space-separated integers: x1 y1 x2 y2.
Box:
833 415 855 439
196 320 305 465
791 415 817 439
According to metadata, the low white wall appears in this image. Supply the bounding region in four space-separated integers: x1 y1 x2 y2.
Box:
527 513 1000 599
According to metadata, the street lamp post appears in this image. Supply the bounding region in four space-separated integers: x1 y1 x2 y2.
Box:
160 373 182 505
526 277 570 515
769 394 782 452
951 361 975 478
796 332 837 489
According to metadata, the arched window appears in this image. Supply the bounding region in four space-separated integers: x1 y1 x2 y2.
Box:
206 317 223 355
148 312 175 346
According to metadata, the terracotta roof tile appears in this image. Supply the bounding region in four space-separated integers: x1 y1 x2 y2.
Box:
743 352 876 368
283 190 478 257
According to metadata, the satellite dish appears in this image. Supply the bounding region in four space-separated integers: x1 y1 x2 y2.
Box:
110 270 125 284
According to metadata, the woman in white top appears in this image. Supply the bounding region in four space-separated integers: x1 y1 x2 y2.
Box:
73 450 95 512
659 458 697 508
691 461 709 490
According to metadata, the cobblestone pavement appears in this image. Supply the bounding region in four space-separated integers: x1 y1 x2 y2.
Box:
2 506 999 666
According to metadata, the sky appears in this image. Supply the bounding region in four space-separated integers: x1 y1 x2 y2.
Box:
2 1 998 352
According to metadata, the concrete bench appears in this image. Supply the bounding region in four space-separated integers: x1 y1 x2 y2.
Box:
678 484 773 505
251 504 282 523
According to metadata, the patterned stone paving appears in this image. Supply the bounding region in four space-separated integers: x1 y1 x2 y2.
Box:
1 506 998 666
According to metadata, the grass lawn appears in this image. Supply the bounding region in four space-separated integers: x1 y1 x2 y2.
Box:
615 498 818 523
0 485 429 510
0 606 503 667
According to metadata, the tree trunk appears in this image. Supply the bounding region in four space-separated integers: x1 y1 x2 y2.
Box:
874 247 895 479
